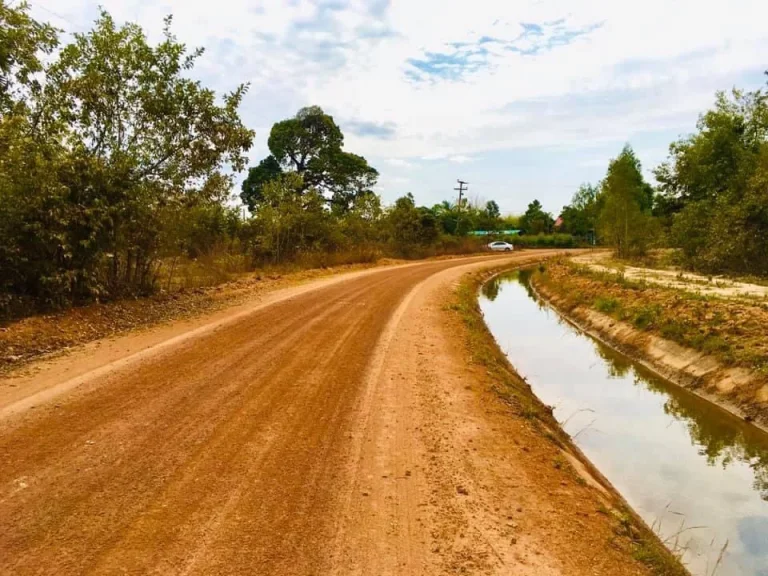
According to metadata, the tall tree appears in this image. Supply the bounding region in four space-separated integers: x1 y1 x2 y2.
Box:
560 184 600 238
0 9 254 307
341 191 383 245
0 0 58 113
251 173 334 263
386 194 439 251
598 145 655 258
241 155 283 210
655 85 768 273
485 200 500 219
242 106 378 212
520 199 554 235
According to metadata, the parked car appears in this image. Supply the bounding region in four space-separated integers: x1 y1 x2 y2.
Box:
487 241 514 252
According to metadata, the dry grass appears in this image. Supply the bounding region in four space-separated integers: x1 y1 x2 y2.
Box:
156 239 493 293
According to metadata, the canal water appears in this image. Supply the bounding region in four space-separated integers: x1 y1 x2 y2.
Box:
479 270 768 576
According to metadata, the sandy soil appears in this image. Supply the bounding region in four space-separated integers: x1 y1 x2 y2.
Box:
573 252 768 299
0 252 658 575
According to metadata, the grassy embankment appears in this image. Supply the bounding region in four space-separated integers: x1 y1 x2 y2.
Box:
531 258 768 425
538 259 768 375
448 263 688 576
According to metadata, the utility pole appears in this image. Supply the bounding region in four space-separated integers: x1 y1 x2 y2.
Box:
454 179 468 234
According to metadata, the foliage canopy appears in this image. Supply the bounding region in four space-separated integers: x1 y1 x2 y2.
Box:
655 83 768 273
241 106 378 213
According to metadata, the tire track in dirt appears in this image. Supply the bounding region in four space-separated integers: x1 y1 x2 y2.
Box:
0 263 431 574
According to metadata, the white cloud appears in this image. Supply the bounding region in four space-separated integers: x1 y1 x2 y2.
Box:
30 0 768 208
385 158 416 169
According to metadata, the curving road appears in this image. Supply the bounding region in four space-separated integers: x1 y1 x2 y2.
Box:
0 251 652 576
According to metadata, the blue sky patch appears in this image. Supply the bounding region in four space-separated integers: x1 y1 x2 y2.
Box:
406 18 603 82
343 119 397 139
407 48 489 82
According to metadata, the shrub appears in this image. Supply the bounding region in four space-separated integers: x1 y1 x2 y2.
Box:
512 234 579 249
595 297 620 314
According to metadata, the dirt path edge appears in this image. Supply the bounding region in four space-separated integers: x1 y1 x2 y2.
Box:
465 264 689 575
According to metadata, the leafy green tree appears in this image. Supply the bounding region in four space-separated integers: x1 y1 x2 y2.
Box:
251 173 336 263
240 156 283 210
655 85 768 273
429 199 477 235
341 191 382 246
44 11 253 295
431 200 458 234
477 200 501 231
656 89 767 207
0 0 58 113
519 199 554 235
598 145 656 258
386 194 439 252
0 8 254 310
500 214 521 230
560 184 600 238
485 200 500 219
243 106 378 212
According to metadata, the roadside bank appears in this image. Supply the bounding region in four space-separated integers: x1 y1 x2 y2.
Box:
532 260 768 431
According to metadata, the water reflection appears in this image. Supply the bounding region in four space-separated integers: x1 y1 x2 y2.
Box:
591 310 768 502
481 275 501 301
480 270 768 575
484 269 539 304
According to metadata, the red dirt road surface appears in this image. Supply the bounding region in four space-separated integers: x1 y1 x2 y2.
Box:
0 253 657 575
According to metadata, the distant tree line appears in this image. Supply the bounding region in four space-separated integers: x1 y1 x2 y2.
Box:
556 73 768 273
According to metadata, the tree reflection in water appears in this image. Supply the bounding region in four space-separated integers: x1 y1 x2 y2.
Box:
591 336 768 501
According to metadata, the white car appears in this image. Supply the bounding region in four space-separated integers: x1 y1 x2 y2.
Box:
487 241 514 252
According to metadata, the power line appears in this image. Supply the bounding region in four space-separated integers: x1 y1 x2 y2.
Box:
454 179 468 233
454 179 468 209
26 1 87 32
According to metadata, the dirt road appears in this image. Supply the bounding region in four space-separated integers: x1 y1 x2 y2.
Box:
0 253 658 575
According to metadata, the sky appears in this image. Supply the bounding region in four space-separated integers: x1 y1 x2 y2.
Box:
29 0 768 215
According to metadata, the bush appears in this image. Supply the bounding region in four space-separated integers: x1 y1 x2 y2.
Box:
511 234 579 248
632 306 660 330
595 297 620 314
